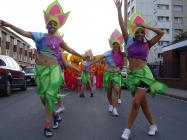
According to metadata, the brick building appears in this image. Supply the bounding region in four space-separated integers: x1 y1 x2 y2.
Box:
0 27 36 67
159 40 187 89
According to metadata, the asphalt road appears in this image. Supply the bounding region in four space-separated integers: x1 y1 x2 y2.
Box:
0 87 187 140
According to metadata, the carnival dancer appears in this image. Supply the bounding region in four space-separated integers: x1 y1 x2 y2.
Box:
90 29 126 116
69 54 82 91
95 58 105 89
0 1 83 137
114 0 168 139
79 49 94 98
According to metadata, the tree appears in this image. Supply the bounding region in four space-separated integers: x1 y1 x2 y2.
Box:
174 31 187 42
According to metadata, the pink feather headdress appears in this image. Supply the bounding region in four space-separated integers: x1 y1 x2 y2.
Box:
108 29 124 49
128 13 147 37
44 0 70 29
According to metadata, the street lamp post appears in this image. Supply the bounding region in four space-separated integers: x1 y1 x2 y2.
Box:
124 0 127 28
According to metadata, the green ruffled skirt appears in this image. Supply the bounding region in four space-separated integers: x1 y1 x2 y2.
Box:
127 65 167 96
34 64 64 112
103 71 122 91
81 71 91 84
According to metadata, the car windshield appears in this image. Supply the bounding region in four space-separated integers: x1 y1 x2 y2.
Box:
23 67 34 73
0 59 6 66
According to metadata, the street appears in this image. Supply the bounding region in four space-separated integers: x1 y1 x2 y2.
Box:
0 87 187 140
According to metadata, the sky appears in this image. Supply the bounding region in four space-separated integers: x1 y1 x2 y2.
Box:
0 0 124 55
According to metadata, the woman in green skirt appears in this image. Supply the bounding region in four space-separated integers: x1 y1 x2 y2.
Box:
90 29 126 117
79 49 94 98
0 1 82 137
114 0 167 139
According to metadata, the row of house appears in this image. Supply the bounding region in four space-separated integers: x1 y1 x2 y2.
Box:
0 27 36 67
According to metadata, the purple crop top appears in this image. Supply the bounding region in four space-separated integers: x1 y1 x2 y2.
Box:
112 52 123 68
126 36 149 61
82 61 91 72
31 32 65 67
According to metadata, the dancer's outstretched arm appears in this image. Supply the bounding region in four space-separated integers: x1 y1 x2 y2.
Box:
0 20 32 39
114 0 128 40
60 39 84 59
61 56 80 72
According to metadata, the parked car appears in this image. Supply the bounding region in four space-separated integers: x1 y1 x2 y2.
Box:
22 66 35 85
0 55 27 96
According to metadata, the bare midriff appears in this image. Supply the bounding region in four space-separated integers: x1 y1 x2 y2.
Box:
35 53 58 65
104 64 120 72
128 57 147 71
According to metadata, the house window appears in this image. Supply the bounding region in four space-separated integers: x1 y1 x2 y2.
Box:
174 5 183 12
13 45 17 52
25 50 27 56
157 16 169 22
128 11 131 18
127 1 130 7
174 17 183 24
131 6 135 14
158 41 169 46
6 42 10 49
10 36 14 47
158 53 162 58
19 48 22 54
157 4 169 10
160 28 170 34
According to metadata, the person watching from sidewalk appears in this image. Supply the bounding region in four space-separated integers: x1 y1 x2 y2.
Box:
0 0 83 137
114 0 168 139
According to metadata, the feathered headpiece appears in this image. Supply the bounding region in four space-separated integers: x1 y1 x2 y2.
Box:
128 13 147 37
108 29 124 49
85 49 94 60
62 52 68 60
44 0 70 29
70 55 82 63
85 49 93 57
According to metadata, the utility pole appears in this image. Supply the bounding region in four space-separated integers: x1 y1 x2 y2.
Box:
124 0 127 28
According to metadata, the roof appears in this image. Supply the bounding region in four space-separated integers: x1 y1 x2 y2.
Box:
162 39 187 53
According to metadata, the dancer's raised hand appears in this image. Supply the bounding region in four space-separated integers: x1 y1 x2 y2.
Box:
114 0 122 10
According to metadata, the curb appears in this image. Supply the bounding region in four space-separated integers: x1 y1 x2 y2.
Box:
159 93 187 101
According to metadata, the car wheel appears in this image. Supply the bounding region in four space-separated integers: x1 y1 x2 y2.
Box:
20 79 27 91
3 79 12 96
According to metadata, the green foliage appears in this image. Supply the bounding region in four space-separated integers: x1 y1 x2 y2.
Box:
174 31 187 42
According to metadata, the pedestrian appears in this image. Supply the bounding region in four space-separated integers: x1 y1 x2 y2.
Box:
114 0 168 139
90 29 126 116
0 0 83 137
79 49 94 98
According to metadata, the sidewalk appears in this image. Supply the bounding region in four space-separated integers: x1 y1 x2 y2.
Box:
163 87 187 101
